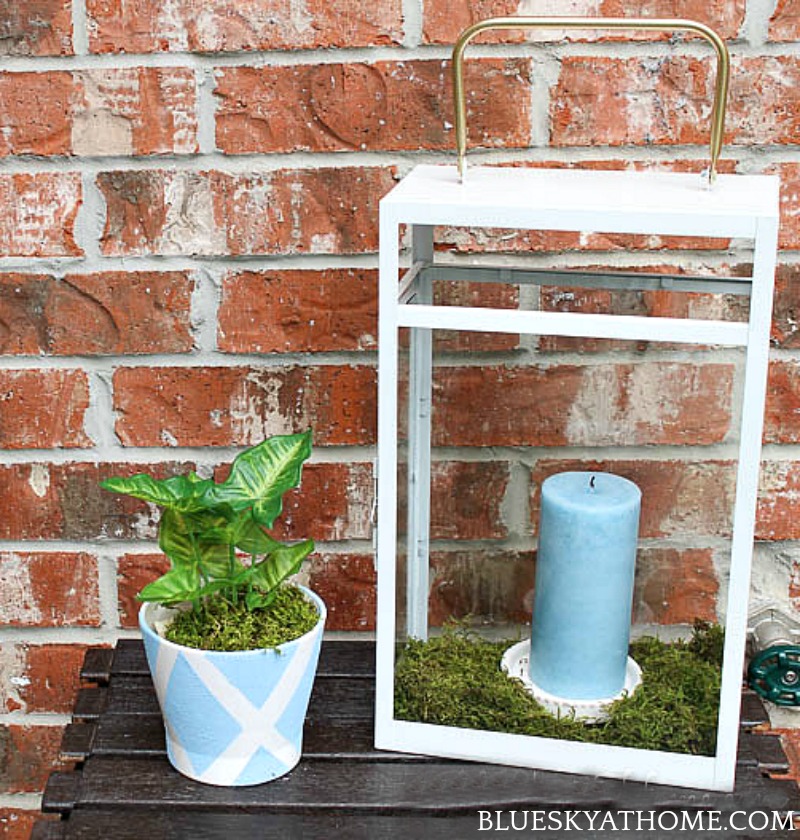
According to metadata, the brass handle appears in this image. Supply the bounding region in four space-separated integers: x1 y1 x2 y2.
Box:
452 17 730 184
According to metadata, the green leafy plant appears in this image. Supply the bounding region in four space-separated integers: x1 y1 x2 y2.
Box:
101 431 315 614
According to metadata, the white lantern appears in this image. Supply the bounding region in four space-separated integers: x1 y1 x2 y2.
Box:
374 17 779 792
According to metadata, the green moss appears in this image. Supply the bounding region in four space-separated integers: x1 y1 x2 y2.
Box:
395 620 722 756
165 585 319 652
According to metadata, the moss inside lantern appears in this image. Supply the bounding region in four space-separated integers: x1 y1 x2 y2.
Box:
394 620 723 756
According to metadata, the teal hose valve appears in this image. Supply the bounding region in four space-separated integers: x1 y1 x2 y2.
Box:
747 608 800 707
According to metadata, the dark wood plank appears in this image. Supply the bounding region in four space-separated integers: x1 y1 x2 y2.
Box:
71 688 107 722
59 722 96 761
41 772 81 814
96 675 374 720
33 808 800 840
78 648 113 685
745 733 791 773
740 691 770 729
70 756 800 814
29 822 66 840
108 638 376 679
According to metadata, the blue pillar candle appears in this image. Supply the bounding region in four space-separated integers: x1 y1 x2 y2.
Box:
529 471 641 701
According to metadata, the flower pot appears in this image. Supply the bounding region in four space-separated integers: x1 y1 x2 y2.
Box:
139 586 326 786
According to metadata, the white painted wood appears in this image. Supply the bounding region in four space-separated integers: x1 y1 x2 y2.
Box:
398 304 750 346
375 163 780 791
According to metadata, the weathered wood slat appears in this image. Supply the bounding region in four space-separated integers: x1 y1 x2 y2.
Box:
41 772 81 814
739 691 770 729
742 733 791 773
29 821 66 840
71 688 107 722
59 722 96 761
30 809 800 840
78 649 113 685
109 638 376 679
69 756 799 814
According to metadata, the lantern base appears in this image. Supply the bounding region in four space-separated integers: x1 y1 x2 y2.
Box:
501 640 642 723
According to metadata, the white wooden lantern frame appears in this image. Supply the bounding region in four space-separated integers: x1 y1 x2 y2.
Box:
374 19 780 792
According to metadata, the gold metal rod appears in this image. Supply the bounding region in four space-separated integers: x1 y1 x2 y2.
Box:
452 17 730 184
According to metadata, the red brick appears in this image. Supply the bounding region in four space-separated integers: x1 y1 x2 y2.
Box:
0 173 81 257
0 808 50 840
757 461 800 541
2 644 89 713
431 363 732 447
216 59 530 154
422 0 744 44
436 160 732 256
219 269 377 353
0 69 196 157
0 725 66 793
531 460 735 540
0 462 190 541
772 264 800 349
308 553 376 631
765 360 800 444
769 0 800 41
552 56 800 148
428 550 535 627
0 552 100 626
86 0 402 53
633 547 718 625
397 461 510 541
0 0 73 56
539 268 748 353
765 162 800 250
0 370 90 449
113 366 377 447
117 553 169 628
98 168 395 256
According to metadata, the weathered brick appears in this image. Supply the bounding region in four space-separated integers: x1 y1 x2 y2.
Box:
86 0 402 53
0 69 196 157
398 461 510 541
219 269 377 353
113 366 377 447
0 370 90 448
633 547 718 625
772 264 800 349
307 553 376 631
422 0 744 44
0 0 73 56
0 173 81 257
0 808 49 840
553 56 800 148
117 552 168 628
1 644 89 713
769 0 800 42
0 725 66 794
98 168 395 256
0 272 194 355
531 460 735 540
0 552 100 626
428 550 535 627
757 462 800 541
431 363 732 447
436 160 732 255
0 462 190 541
216 59 530 154
539 269 748 354
765 162 800 250
765 360 800 444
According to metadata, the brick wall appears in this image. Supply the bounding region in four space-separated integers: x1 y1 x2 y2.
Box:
1 0 799 832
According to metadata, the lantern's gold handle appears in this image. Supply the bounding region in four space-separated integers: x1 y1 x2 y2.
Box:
452 17 730 184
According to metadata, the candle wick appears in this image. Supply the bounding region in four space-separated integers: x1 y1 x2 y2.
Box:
589 475 596 491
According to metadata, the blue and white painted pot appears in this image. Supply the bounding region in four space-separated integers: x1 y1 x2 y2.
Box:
139 586 326 787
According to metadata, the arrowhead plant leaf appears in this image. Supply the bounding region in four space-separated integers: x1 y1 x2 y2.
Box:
100 432 316 616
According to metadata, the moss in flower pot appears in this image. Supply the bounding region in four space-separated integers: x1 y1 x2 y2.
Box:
101 431 326 786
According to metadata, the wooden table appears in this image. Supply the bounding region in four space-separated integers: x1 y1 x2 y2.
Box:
33 640 800 839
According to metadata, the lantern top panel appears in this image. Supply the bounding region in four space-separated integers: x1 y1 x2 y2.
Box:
381 165 779 239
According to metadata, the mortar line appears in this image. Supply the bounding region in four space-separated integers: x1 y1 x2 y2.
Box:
71 0 89 56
